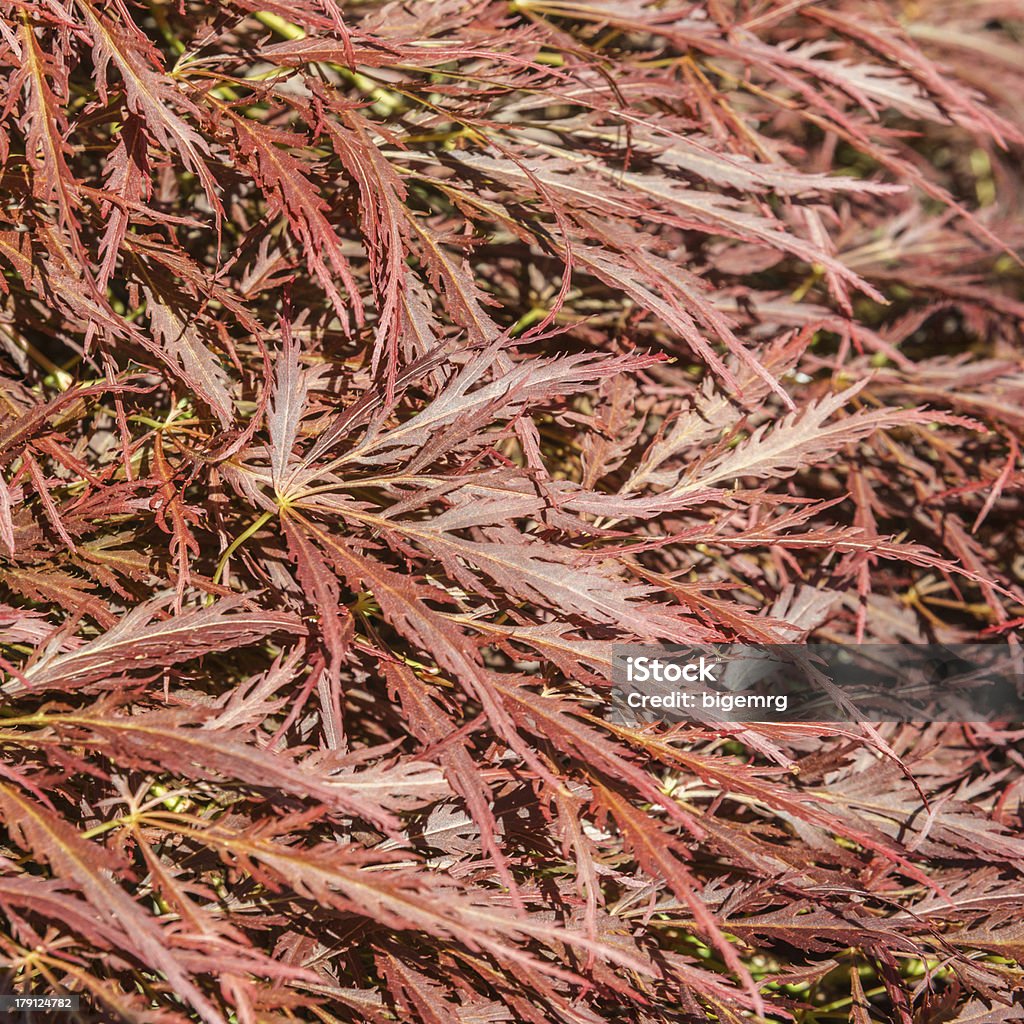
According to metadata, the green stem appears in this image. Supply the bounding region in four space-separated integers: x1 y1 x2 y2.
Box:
212 510 275 588
254 11 305 41
253 11 402 114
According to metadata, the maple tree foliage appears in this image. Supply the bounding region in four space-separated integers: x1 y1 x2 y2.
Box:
0 0 1023 1020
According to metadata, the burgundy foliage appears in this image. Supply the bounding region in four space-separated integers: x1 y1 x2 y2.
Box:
0 0 1023 1020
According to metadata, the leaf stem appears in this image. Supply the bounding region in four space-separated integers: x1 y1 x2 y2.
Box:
212 510 275 589
253 11 402 115
253 11 305 41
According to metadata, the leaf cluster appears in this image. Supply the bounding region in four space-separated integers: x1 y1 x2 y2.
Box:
0 1 1023 1021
